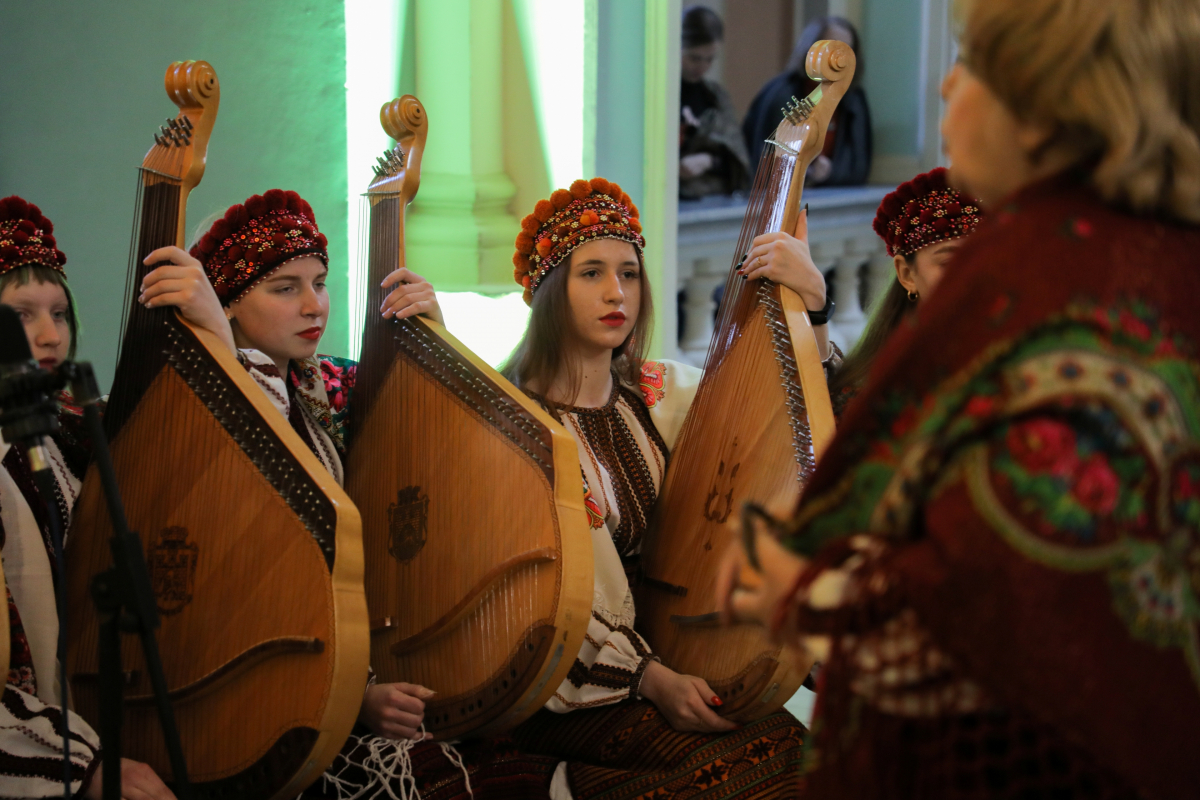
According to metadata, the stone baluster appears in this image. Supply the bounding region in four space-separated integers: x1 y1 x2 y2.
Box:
675 186 896 359
679 257 725 366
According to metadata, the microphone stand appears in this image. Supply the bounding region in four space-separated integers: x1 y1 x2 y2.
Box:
0 361 192 800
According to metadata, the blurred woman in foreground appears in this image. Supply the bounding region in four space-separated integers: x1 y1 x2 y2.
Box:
721 1 1200 797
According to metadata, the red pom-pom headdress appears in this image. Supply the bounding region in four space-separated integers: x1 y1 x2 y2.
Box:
872 167 983 257
190 189 328 304
0 196 67 278
513 177 645 305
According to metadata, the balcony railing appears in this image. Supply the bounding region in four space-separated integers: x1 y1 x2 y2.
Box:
676 185 895 365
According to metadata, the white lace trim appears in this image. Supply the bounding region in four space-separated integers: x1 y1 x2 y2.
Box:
590 588 636 630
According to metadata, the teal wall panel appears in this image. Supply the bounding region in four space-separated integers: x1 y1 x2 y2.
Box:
861 0 922 159
0 1 350 389
595 0 647 209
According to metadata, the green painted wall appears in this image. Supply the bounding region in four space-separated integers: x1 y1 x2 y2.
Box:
596 0 647 209
861 0 923 168
0 0 350 390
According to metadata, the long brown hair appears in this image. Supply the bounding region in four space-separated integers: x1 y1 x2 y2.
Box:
957 0 1200 223
502 245 655 406
828 263 912 398
0 266 80 360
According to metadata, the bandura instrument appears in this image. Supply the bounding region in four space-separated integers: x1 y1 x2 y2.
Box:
637 40 854 721
1 557 8 679
344 96 593 739
65 61 368 798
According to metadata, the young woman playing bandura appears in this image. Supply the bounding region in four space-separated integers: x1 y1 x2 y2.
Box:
721 1 1200 797
501 177 822 799
143 189 561 799
0 195 176 799
828 167 984 416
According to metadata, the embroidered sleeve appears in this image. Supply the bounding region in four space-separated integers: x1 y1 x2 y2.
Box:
546 505 657 712
316 356 357 452
237 348 290 418
643 359 703 452
544 613 656 712
0 686 101 798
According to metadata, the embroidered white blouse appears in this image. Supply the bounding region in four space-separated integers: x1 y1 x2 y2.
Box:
540 359 702 712
1 402 101 796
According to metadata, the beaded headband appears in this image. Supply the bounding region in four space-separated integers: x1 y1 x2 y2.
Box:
0 196 67 277
513 177 644 305
190 189 328 304
872 167 983 257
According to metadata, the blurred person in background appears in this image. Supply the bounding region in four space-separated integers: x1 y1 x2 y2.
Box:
679 5 752 199
743 16 872 185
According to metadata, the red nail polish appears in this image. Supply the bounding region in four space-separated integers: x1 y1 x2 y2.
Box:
711 695 722 706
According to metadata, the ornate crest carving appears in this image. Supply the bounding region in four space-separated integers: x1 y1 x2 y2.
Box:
148 526 198 615
388 486 429 562
704 438 741 524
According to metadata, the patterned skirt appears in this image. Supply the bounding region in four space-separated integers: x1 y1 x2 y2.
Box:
301 728 558 800
512 701 805 799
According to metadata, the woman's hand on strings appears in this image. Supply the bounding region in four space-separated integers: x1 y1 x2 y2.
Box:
360 682 435 741
84 758 176 800
140 247 237 356
716 513 810 649
638 661 739 733
381 268 444 325
741 209 826 313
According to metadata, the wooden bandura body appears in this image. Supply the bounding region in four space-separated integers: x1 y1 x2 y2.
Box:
64 61 368 799
0 558 7 679
636 41 855 722
344 97 593 740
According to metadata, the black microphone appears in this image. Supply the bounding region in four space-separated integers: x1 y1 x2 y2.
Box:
0 303 59 471
0 301 36 369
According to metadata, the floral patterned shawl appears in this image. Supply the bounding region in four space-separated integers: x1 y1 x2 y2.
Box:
783 173 1200 800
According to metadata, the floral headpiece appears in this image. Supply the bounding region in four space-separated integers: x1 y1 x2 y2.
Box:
872 167 983 257
0 196 67 277
513 177 644 305
190 189 328 304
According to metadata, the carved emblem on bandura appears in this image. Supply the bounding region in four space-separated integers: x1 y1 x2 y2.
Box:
703 438 740 524
389 486 429 562
148 526 198 615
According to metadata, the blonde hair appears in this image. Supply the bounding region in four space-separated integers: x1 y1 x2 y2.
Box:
957 0 1200 222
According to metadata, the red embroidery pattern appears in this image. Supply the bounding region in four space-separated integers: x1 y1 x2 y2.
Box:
638 361 666 409
582 486 605 529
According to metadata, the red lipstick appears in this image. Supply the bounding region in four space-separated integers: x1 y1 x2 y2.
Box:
297 327 322 341
38 358 58 370
600 312 626 328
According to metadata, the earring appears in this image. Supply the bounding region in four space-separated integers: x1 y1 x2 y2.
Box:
907 290 919 302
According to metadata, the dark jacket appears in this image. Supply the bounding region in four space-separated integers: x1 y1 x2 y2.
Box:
742 72 872 185
679 78 752 199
